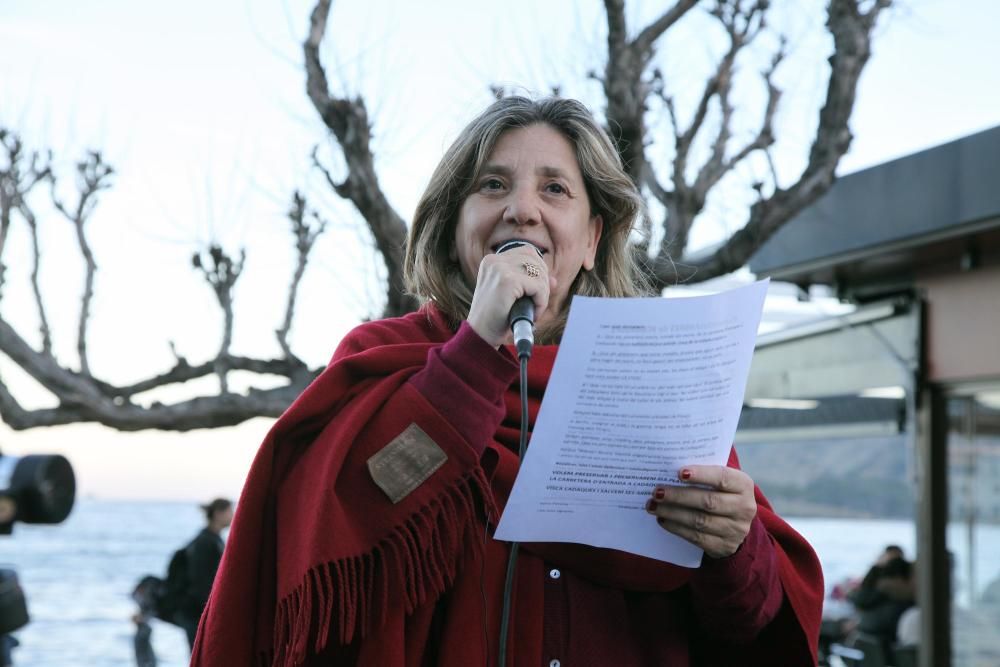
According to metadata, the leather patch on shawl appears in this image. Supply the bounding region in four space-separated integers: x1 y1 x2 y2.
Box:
367 422 448 503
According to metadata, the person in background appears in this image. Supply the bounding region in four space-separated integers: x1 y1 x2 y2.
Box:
847 545 915 658
130 575 160 667
0 635 16 667
175 498 233 649
191 95 824 666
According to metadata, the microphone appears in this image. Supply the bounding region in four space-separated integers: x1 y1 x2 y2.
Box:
495 240 543 359
493 240 542 664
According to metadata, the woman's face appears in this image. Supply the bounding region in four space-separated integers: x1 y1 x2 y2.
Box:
453 123 603 321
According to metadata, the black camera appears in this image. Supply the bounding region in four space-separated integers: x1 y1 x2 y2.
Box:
0 453 76 535
0 452 76 644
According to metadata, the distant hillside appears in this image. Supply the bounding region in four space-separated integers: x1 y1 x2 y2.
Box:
735 436 915 518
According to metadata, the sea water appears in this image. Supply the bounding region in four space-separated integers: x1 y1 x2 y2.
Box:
2 500 198 667
2 500 998 667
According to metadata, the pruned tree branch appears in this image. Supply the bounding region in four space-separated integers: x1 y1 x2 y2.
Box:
662 2 781 254
51 150 113 376
192 245 245 394
0 317 308 430
86 353 309 400
602 0 701 186
0 131 323 431
1 130 55 354
649 0 891 283
304 0 417 318
20 199 54 356
278 191 326 360
720 45 783 175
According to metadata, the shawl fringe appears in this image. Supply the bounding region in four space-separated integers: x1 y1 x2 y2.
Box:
267 467 495 667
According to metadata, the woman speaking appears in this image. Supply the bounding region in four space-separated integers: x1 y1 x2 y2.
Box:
191 96 823 666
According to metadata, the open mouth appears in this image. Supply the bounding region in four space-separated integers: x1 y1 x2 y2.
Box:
493 239 547 256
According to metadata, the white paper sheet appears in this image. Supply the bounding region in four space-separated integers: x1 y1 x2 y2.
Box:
493 279 769 566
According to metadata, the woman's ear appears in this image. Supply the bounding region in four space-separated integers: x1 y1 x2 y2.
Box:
582 214 603 271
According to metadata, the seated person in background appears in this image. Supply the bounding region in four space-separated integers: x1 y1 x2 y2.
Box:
848 546 915 656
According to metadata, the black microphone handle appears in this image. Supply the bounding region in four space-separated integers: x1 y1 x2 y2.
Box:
508 296 534 327
509 296 534 359
495 240 541 359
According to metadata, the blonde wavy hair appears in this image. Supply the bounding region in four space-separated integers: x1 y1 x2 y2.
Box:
404 96 650 343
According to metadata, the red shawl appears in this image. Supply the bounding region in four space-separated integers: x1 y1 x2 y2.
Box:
191 305 823 666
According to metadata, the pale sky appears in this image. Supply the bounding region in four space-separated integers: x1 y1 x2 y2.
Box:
1 0 998 501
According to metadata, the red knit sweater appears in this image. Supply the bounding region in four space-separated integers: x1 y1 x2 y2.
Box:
191 305 823 666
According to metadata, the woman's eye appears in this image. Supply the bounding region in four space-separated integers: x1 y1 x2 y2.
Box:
546 183 567 195
481 178 504 191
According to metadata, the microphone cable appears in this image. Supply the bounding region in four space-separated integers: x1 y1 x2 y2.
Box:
498 350 530 666
492 239 539 664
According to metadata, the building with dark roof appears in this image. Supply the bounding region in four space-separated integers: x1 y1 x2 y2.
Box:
741 125 1000 667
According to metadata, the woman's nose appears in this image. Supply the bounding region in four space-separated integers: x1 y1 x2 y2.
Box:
502 189 540 226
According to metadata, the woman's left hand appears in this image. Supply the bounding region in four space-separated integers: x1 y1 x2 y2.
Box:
646 465 757 559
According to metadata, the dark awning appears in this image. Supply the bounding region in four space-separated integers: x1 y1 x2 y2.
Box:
736 395 905 443
749 125 1000 292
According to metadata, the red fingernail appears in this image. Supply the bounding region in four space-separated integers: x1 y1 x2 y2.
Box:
645 499 658 513
654 488 665 500
680 469 692 480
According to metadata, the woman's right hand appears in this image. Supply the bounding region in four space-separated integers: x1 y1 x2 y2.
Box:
466 247 555 348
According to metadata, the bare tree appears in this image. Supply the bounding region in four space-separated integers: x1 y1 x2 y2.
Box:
309 0 891 300
0 0 891 432
0 133 325 430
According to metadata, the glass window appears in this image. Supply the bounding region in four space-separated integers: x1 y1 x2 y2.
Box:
737 400 916 666
947 389 1000 667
